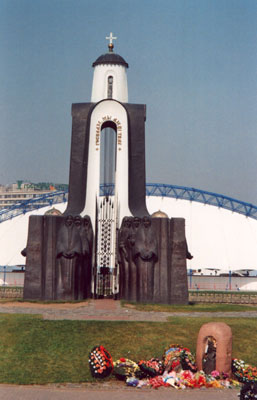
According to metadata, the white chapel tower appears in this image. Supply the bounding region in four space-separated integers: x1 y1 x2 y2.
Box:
64 34 149 296
82 33 131 226
91 33 128 103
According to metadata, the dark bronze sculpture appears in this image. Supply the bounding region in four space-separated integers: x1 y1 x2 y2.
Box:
117 215 190 304
118 216 159 303
56 215 82 300
131 216 158 302
55 214 93 300
128 216 142 302
118 217 133 299
79 215 93 299
23 214 94 301
202 336 217 375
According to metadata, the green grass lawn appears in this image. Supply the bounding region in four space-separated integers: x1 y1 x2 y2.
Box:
122 301 257 312
0 313 256 384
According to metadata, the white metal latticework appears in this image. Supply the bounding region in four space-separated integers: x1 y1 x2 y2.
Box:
95 196 119 296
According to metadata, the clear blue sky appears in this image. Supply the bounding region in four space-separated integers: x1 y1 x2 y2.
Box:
0 0 256 204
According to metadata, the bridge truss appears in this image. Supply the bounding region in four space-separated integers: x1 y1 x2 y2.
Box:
0 183 256 223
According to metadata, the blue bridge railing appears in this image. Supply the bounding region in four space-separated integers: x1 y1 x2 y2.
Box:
0 183 256 223
0 191 68 223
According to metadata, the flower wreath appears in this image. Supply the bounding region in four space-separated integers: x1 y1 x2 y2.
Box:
180 349 197 372
163 344 184 372
113 358 142 380
88 345 113 379
138 358 164 377
162 344 197 373
232 358 257 383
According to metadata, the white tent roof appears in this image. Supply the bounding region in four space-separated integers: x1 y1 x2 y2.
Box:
147 197 257 271
0 197 257 271
0 203 67 266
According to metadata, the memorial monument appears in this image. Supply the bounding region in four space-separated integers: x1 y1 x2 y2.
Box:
23 34 190 303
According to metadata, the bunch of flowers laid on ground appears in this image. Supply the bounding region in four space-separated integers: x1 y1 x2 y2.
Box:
232 359 257 383
113 358 143 380
88 344 256 390
179 348 197 372
163 344 197 373
138 358 164 377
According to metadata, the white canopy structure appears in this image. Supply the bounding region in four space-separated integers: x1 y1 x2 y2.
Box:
147 196 257 271
0 191 257 272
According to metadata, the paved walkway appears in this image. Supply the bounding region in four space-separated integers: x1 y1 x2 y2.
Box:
0 299 256 320
0 383 240 400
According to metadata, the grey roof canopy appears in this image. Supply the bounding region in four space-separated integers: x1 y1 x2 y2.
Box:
92 53 129 68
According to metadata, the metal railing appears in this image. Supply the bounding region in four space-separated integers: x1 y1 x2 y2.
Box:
0 191 68 223
0 183 257 223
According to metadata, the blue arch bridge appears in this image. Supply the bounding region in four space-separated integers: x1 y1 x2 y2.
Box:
0 183 256 223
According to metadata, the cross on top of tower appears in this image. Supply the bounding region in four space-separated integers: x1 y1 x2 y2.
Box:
106 32 117 52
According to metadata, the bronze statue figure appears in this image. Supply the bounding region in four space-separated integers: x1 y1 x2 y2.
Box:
202 336 217 375
131 216 158 303
118 217 133 299
127 216 142 302
79 215 93 299
56 215 82 300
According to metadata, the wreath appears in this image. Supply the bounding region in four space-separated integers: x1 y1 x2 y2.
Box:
138 358 164 377
113 358 143 380
163 344 197 373
180 349 197 372
88 345 113 379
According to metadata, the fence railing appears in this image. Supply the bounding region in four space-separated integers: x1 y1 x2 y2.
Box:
0 287 257 303
189 291 257 304
188 274 257 292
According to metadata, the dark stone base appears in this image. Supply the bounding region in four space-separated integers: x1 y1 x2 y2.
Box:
24 215 188 304
119 217 188 305
23 215 91 301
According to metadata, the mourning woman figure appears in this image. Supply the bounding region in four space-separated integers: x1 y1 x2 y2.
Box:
127 216 142 302
202 336 217 375
118 217 133 299
79 215 93 299
56 215 82 300
132 216 158 302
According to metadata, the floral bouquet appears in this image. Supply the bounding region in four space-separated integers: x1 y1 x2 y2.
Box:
180 348 197 372
163 344 197 373
232 358 257 383
138 358 164 377
113 358 143 380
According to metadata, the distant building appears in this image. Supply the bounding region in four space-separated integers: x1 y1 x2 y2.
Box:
0 183 52 209
0 182 65 209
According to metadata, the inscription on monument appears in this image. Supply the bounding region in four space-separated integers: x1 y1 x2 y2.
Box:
95 115 122 149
